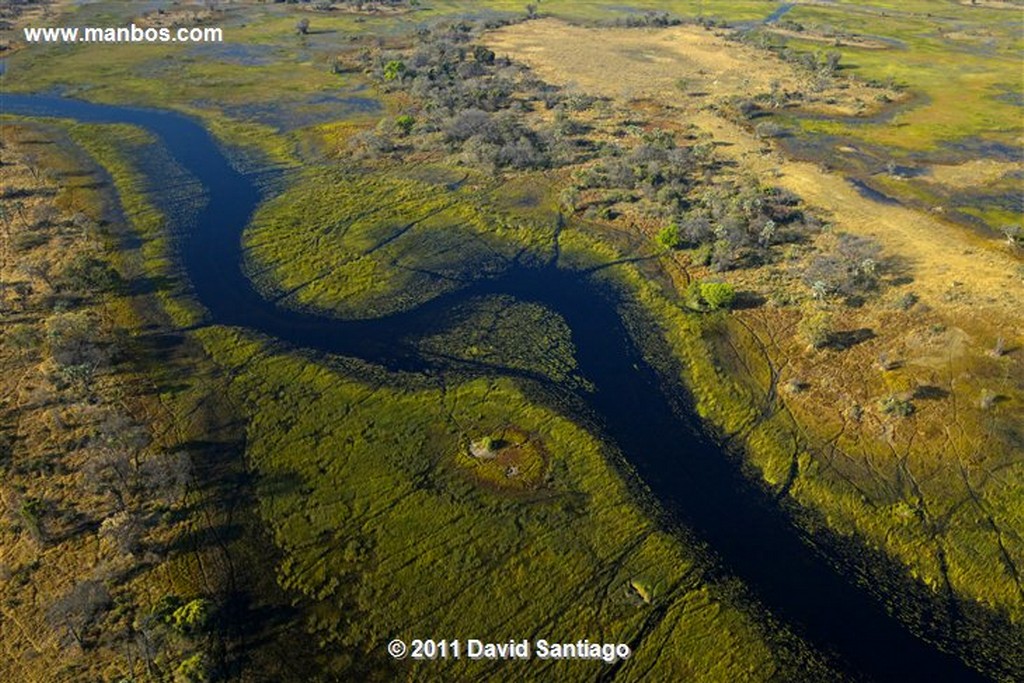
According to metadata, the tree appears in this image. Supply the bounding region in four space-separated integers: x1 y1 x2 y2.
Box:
141 451 193 504
45 310 110 372
383 59 406 82
58 253 121 293
47 580 111 648
802 233 883 301
798 309 833 349
84 446 135 510
657 222 683 249
394 114 415 136
699 281 736 310
99 510 144 556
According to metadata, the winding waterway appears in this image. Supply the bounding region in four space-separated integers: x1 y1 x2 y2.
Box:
4 94 997 682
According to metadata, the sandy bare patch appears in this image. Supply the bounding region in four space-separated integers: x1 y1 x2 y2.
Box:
486 19 890 117
924 159 1021 189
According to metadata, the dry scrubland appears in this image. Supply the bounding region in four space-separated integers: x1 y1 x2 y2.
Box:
0 122 256 681
1 0 1022 681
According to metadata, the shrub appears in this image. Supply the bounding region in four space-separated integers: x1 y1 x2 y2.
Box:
783 378 807 394
1002 225 1021 247
754 121 787 138
657 222 683 249
19 497 44 542
798 310 833 349
472 45 495 65
5 324 39 352
170 598 213 635
394 114 415 136
979 389 997 410
690 243 713 267
894 292 918 310
699 281 736 310
989 337 1006 358
880 395 915 417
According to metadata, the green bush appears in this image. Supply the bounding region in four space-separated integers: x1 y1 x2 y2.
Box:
656 221 682 249
170 598 212 634
394 114 415 136
699 281 736 310
383 60 406 82
174 653 210 683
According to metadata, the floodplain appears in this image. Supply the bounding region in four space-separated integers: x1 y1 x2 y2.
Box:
0 1 1021 681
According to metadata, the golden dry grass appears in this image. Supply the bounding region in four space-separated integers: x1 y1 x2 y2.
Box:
486 18 1023 328
487 19 893 116
923 159 1020 190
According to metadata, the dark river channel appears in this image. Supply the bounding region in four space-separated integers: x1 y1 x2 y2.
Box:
4 94 996 682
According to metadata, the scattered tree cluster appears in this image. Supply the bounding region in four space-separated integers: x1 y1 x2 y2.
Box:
572 129 696 219
606 11 683 28
573 135 816 273
801 232 884 302
352 20 595 171
283 0 414 8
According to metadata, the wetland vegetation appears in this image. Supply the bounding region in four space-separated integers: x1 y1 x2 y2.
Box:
1 1 1021 681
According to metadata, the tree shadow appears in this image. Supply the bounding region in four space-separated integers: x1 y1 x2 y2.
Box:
732 290 766 310
913 384 950 401
160 522 245 556
827 328 875 350
124 274 175 297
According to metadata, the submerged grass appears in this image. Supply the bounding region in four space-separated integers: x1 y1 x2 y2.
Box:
61 121 205 328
